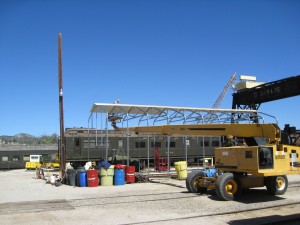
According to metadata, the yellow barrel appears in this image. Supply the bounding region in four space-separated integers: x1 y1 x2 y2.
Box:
174 161 187 179
100 165 115 176
100 165 115 186
101 176 114 186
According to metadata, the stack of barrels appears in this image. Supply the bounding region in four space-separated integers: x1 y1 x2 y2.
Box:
66 164 136 187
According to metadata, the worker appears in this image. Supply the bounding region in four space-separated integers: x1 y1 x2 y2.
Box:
222 134 235 147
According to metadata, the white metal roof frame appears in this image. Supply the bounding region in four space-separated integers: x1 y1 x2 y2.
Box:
90 103 277 125
88 103 278 170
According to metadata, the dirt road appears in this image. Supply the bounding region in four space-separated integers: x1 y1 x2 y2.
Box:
0 170 299 225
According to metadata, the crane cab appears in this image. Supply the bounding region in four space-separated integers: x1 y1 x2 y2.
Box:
214 144 300 176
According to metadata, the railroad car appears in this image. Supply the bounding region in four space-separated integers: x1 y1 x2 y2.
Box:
64 128 218 168
1 128 219 170
0 145 57 170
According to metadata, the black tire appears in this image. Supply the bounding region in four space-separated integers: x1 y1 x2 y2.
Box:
215 173 241 201
186 171 198 192
186 170 208 193
265 175 288 195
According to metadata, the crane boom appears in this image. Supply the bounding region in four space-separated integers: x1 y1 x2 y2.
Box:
126 123 281 144
213 72 236 108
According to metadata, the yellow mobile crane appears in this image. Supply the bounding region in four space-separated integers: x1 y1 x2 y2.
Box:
124 123 300 201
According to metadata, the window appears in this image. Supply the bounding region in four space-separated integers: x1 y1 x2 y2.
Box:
200 141 209 147
135 141 146 148
212 141 220 147
245 150 253 158
42 155 49 162
23 155 30 161
166 141 176 147
13 155 19 161
83 139 104 148
118 139 123 148
31 156 39 160
1 156 8 161
74 138 81 147
97 139 110 147
151 142 161 148
259 147 273 169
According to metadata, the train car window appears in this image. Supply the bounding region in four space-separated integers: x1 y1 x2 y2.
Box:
135 142 146 148
23 155 30 161
200 141 209 147
74 138 81 147
1 156 8 161
166 141 176 148
118 139 123 148
212 141 220 147
42 154 49 162
151 142 161 148
13 156 19 161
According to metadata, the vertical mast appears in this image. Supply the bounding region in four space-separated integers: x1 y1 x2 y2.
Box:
58 33 66 178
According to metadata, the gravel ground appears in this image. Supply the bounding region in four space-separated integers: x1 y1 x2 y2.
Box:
0 169 299 225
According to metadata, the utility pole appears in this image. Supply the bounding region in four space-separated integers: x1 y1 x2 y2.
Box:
58 33 66 180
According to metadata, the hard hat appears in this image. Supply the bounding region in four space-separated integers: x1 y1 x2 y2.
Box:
226 134 233 139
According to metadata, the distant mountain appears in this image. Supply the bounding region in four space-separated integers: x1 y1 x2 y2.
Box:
0 133 38 144
0 133 57 145
14 133 36 139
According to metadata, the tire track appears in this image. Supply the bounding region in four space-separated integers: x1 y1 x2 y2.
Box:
0 199 74 215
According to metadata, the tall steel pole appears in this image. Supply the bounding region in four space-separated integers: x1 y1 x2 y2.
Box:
58 33 66 179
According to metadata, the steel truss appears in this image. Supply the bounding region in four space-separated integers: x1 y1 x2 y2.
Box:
88 103 277 172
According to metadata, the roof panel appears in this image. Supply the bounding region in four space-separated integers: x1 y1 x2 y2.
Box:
90 103 258 115
89 103 280 125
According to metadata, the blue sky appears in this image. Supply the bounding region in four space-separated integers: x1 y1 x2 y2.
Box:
1 0 299 136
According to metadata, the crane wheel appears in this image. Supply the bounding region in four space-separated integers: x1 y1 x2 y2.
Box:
186 170 208 193
265 175 288 195
215 173 241 201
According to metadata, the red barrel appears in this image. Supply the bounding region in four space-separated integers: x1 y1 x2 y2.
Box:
87 170 99 187
125 166 135 183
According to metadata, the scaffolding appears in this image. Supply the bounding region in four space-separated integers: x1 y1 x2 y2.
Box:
88 103 278 173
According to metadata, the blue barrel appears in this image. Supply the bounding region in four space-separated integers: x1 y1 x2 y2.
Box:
76 167 87 187
114 168 125 185
79 171 87 187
